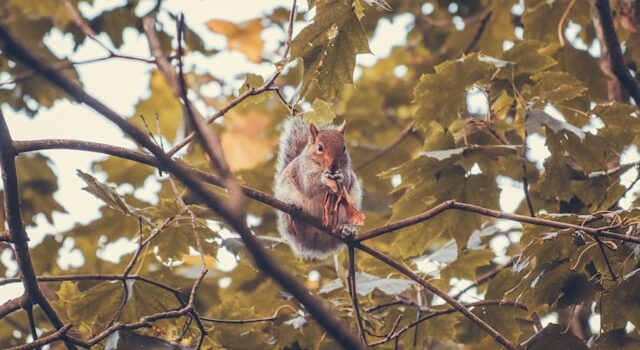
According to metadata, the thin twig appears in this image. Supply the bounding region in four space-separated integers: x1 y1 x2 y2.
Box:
377 314 402 345
520 129 535 217
25 304 39 350
557 0 577 47
107 218 145 327
355 243 519 350
365 300 403 314
200 316 277 324
464 10 492 54
0 54 159 87
7 324 73 350
454 258 515 299
356 200 640 244
60 0 112 52
368 300 526 347
165 0 298 156
347 247 367 347
356 121 414 171
0 294 26 319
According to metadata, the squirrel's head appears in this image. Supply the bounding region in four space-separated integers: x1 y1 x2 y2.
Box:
307 121 348 172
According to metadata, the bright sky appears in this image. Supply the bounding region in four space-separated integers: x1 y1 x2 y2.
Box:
2 0 639 334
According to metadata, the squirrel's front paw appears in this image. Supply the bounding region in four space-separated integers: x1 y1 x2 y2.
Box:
338 223 357 240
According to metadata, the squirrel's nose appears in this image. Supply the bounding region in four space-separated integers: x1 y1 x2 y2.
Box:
329 160 338 173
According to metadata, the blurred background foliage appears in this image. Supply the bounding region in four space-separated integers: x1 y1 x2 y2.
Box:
2 0 640 349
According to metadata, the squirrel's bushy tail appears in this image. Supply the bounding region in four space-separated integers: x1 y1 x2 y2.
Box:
275 117 309 176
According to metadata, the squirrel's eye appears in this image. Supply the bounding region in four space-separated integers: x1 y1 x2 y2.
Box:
342 146 346 153
317 144 324 152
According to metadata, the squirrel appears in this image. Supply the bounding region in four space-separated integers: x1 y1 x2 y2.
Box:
274 117 363 260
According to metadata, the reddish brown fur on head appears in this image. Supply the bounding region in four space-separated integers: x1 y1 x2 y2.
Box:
308 123 348 171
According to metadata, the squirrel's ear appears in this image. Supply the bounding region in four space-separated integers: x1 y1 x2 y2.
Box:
309 123 319 143
337 120 346 134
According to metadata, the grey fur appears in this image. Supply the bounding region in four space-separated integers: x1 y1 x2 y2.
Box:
274 117 363 260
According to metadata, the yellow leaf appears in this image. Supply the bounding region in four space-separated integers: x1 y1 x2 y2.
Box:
207 19 263 62
221 111 278 171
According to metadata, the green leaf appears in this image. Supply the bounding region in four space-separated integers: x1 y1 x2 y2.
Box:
121 282 181 325
523 324 588 350
11 154 66 225
522 0 591 43
90 6 139 48
592 329 640 350
302 98 336 126
414 53 495 130
129 70 183 143
92 156 155 188
600 276 640 331
532 71 587 102
210 299 271 349
237 73 270 110
291 0 371 100
526 109 585 140
438 248 495 287
497 41 557 77
319 272 414 296
77 170 133 215
54 281 122 336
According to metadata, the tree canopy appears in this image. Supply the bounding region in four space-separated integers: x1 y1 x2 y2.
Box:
1 0 640 349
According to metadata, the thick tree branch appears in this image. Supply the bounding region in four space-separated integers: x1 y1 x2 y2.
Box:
594 0 640 102
13 138 329 240
0 23 363 350
0 111 76 350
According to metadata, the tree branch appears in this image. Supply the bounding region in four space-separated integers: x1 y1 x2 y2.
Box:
347 247 367 347
369 300 527 347
355 121 414 171
454 258 514 299
0 111 76 350
355 243 519 350
164 0 298 156
356 200 640 244
594 0 640 102
0 294 26 319
0 22 363 350
13 137 639 349
464 10 493 54
7 324 73 350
